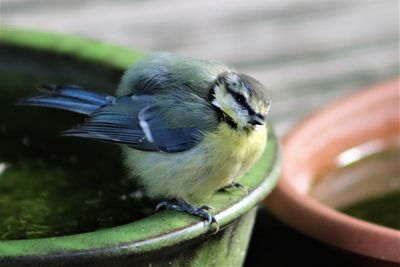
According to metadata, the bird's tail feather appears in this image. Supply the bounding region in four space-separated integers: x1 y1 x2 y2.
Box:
17 85 116 115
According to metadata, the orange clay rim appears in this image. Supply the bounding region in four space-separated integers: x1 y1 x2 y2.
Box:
265 79 400 263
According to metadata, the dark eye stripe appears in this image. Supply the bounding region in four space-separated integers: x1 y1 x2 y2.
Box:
227 89 256 116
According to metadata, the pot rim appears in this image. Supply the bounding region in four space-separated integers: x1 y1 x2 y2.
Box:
266 79 400 263
0 28 280 262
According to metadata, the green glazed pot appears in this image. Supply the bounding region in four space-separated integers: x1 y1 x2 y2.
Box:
0 28 280 267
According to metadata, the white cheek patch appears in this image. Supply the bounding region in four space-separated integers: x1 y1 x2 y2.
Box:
230 96 249 128
212 84 250 129
211 85 225 109
212 85 237 115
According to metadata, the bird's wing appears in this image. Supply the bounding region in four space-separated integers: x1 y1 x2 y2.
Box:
63 95 204 152
138 104 203 152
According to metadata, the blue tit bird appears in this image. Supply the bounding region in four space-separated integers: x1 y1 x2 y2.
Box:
18 52 271 228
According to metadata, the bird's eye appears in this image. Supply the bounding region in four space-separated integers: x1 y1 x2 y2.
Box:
234 93 247 104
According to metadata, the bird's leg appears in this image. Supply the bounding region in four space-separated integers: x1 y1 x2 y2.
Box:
155 198 219 232
219 182 248 195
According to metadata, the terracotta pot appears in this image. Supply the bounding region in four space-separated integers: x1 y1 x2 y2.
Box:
265 79 400 264
0 28 281 266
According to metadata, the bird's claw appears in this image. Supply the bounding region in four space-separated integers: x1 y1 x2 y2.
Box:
155 201 169 212
210 216 219 233
219 182 248 195
200 205 215 212
154 198 219 233
193 208 218 233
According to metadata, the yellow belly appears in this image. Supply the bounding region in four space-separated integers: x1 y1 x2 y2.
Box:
124 124 267 204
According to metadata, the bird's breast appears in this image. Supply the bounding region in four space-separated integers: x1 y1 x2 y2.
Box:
124 123 267 203
201 123 267 182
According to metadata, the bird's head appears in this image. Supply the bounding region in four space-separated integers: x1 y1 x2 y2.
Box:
209 72 271 131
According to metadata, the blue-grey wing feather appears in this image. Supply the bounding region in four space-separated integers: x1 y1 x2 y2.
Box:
18 85 115 115
64 95 205 152
138 105 203 152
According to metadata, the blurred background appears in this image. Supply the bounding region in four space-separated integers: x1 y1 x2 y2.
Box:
1 0 398 136
1 0 398 266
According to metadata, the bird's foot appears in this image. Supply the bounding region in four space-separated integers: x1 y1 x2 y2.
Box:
155 198 219 232
219 182 248 195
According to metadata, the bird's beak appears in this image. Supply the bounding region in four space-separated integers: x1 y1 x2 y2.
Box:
250 113 265 125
